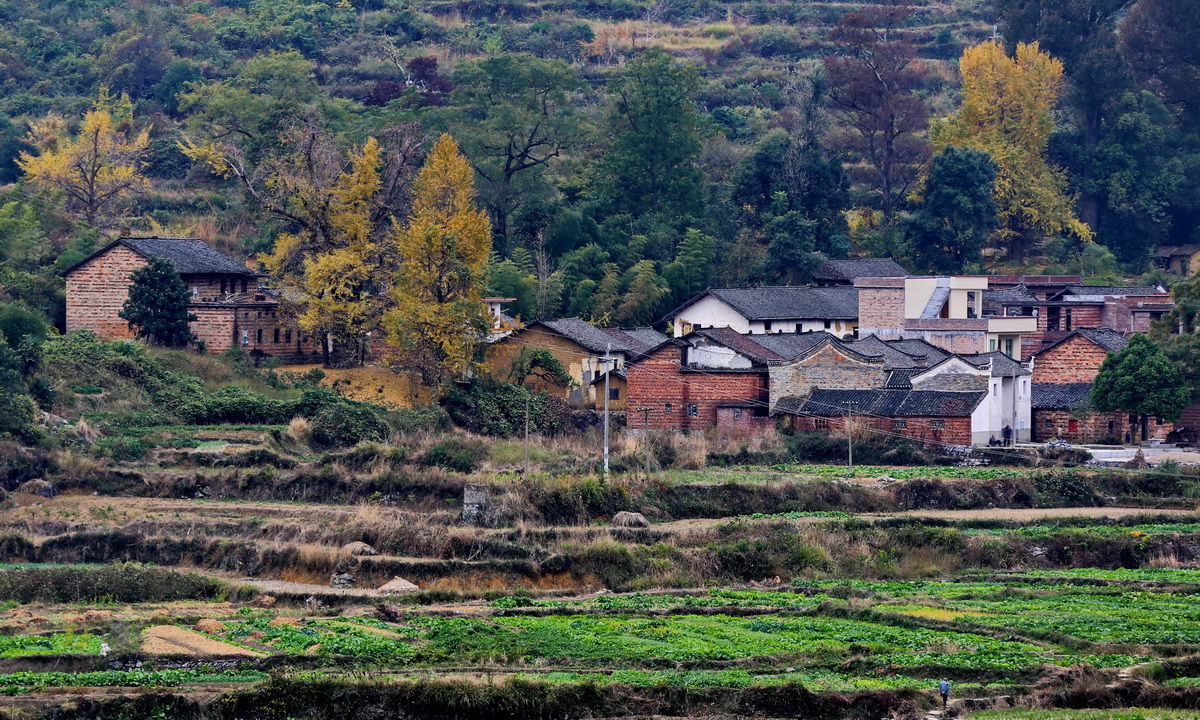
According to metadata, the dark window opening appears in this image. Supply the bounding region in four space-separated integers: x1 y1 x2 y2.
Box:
686 403 699 417
285 330 292 344
814 418 830 430
256 328 263 344
1045 418 1053 428
931 419 945 429
1108 420 1114 433
894 419 907 429
241 279 248 293
664 403 672 414
273 328 280 343
609 387 620 400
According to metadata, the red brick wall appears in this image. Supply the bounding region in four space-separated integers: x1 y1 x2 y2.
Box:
1032 409 1172 443
65 244 147 338
626 345 768 431
714 407 770 433
1031 336 1111 384
788 415 972 445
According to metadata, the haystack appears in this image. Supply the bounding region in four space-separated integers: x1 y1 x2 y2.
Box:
341 541 378 556
612 511 650 528
377 576 419 594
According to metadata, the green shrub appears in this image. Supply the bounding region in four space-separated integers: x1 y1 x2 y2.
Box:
391 405 452 435
421 438 487 473
444 380 572 437
309 403 388 449
94 436 150 462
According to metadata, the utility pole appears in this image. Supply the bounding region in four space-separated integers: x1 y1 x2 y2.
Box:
846 401 855 470
523 393 530 482
602 343 611 478
640 407 652 476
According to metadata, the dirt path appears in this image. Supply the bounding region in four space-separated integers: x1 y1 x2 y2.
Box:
142 625 264 657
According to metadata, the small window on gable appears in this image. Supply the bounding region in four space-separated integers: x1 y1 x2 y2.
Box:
664 403 673 414
686 403 699 417
1045 418 1053 428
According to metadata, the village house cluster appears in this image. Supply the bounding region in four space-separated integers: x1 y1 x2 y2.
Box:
486 257 1180 448
64 237 1182 448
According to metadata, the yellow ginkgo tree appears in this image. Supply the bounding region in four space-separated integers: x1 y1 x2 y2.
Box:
258 136 392 367
17 91 149 229
931 40 1093 263
387 134 492 388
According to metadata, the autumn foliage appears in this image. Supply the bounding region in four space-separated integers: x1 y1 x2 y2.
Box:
388 134 492 388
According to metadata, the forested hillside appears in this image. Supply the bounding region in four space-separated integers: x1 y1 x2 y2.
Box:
0 0 1196 334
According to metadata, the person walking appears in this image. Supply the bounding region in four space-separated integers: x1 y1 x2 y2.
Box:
938 679 951 709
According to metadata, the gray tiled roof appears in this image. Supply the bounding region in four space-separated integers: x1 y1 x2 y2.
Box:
983 285 1038 316
121 237 257 276
812 258 908 283
791 388 985 418
843 335 925 369
1031 383 1094 410
957 351 1031 377
537 318 634 354
705 286 860 321
692 328 786 363
65 236 258 277
603 327 669 356
885 368 921 389
750 331 837 360
1059 285 1165 298
886 338 952 365
1035 328 1129 356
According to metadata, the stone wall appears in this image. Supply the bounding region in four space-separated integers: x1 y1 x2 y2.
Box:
768 343 885 407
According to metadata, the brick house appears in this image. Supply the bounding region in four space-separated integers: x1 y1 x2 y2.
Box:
855 275 1037 357
779 388 987 446
64 236 320 360
664 286 860 337
988 284 1173 358
1029 328 1171 443
484 318 665 407
624 337 771 433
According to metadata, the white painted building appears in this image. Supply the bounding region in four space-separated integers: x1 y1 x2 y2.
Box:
908 352 1032 444
665 286 859 337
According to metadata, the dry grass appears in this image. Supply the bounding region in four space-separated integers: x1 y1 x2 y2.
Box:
278 364 433 409
142 625 264 657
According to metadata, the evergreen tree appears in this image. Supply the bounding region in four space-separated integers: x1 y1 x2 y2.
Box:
388 134 493 388
908 146 998 273
119 256 197 347
1092 334 1190 440
662 228 715 306
596 49 704 219
615 259 668 326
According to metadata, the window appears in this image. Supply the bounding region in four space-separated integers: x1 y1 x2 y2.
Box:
285 330 292 343
931 419 945 429
1108 420 1115 433
1045 418 1053 428
256 328 263 344
893 419 907 429
989 339 997 352
1004 338 1015 357
1156 418 1163 425
609 387 620 400
1068 419 1078 433
765 322 773 332
1065 308 1073 330
241 329 249 345
664 403 673 414
966 291 978 318
814 418 830 430
241 279 248 293
823 320 832 329
273 328 280 344
686 403 699 417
